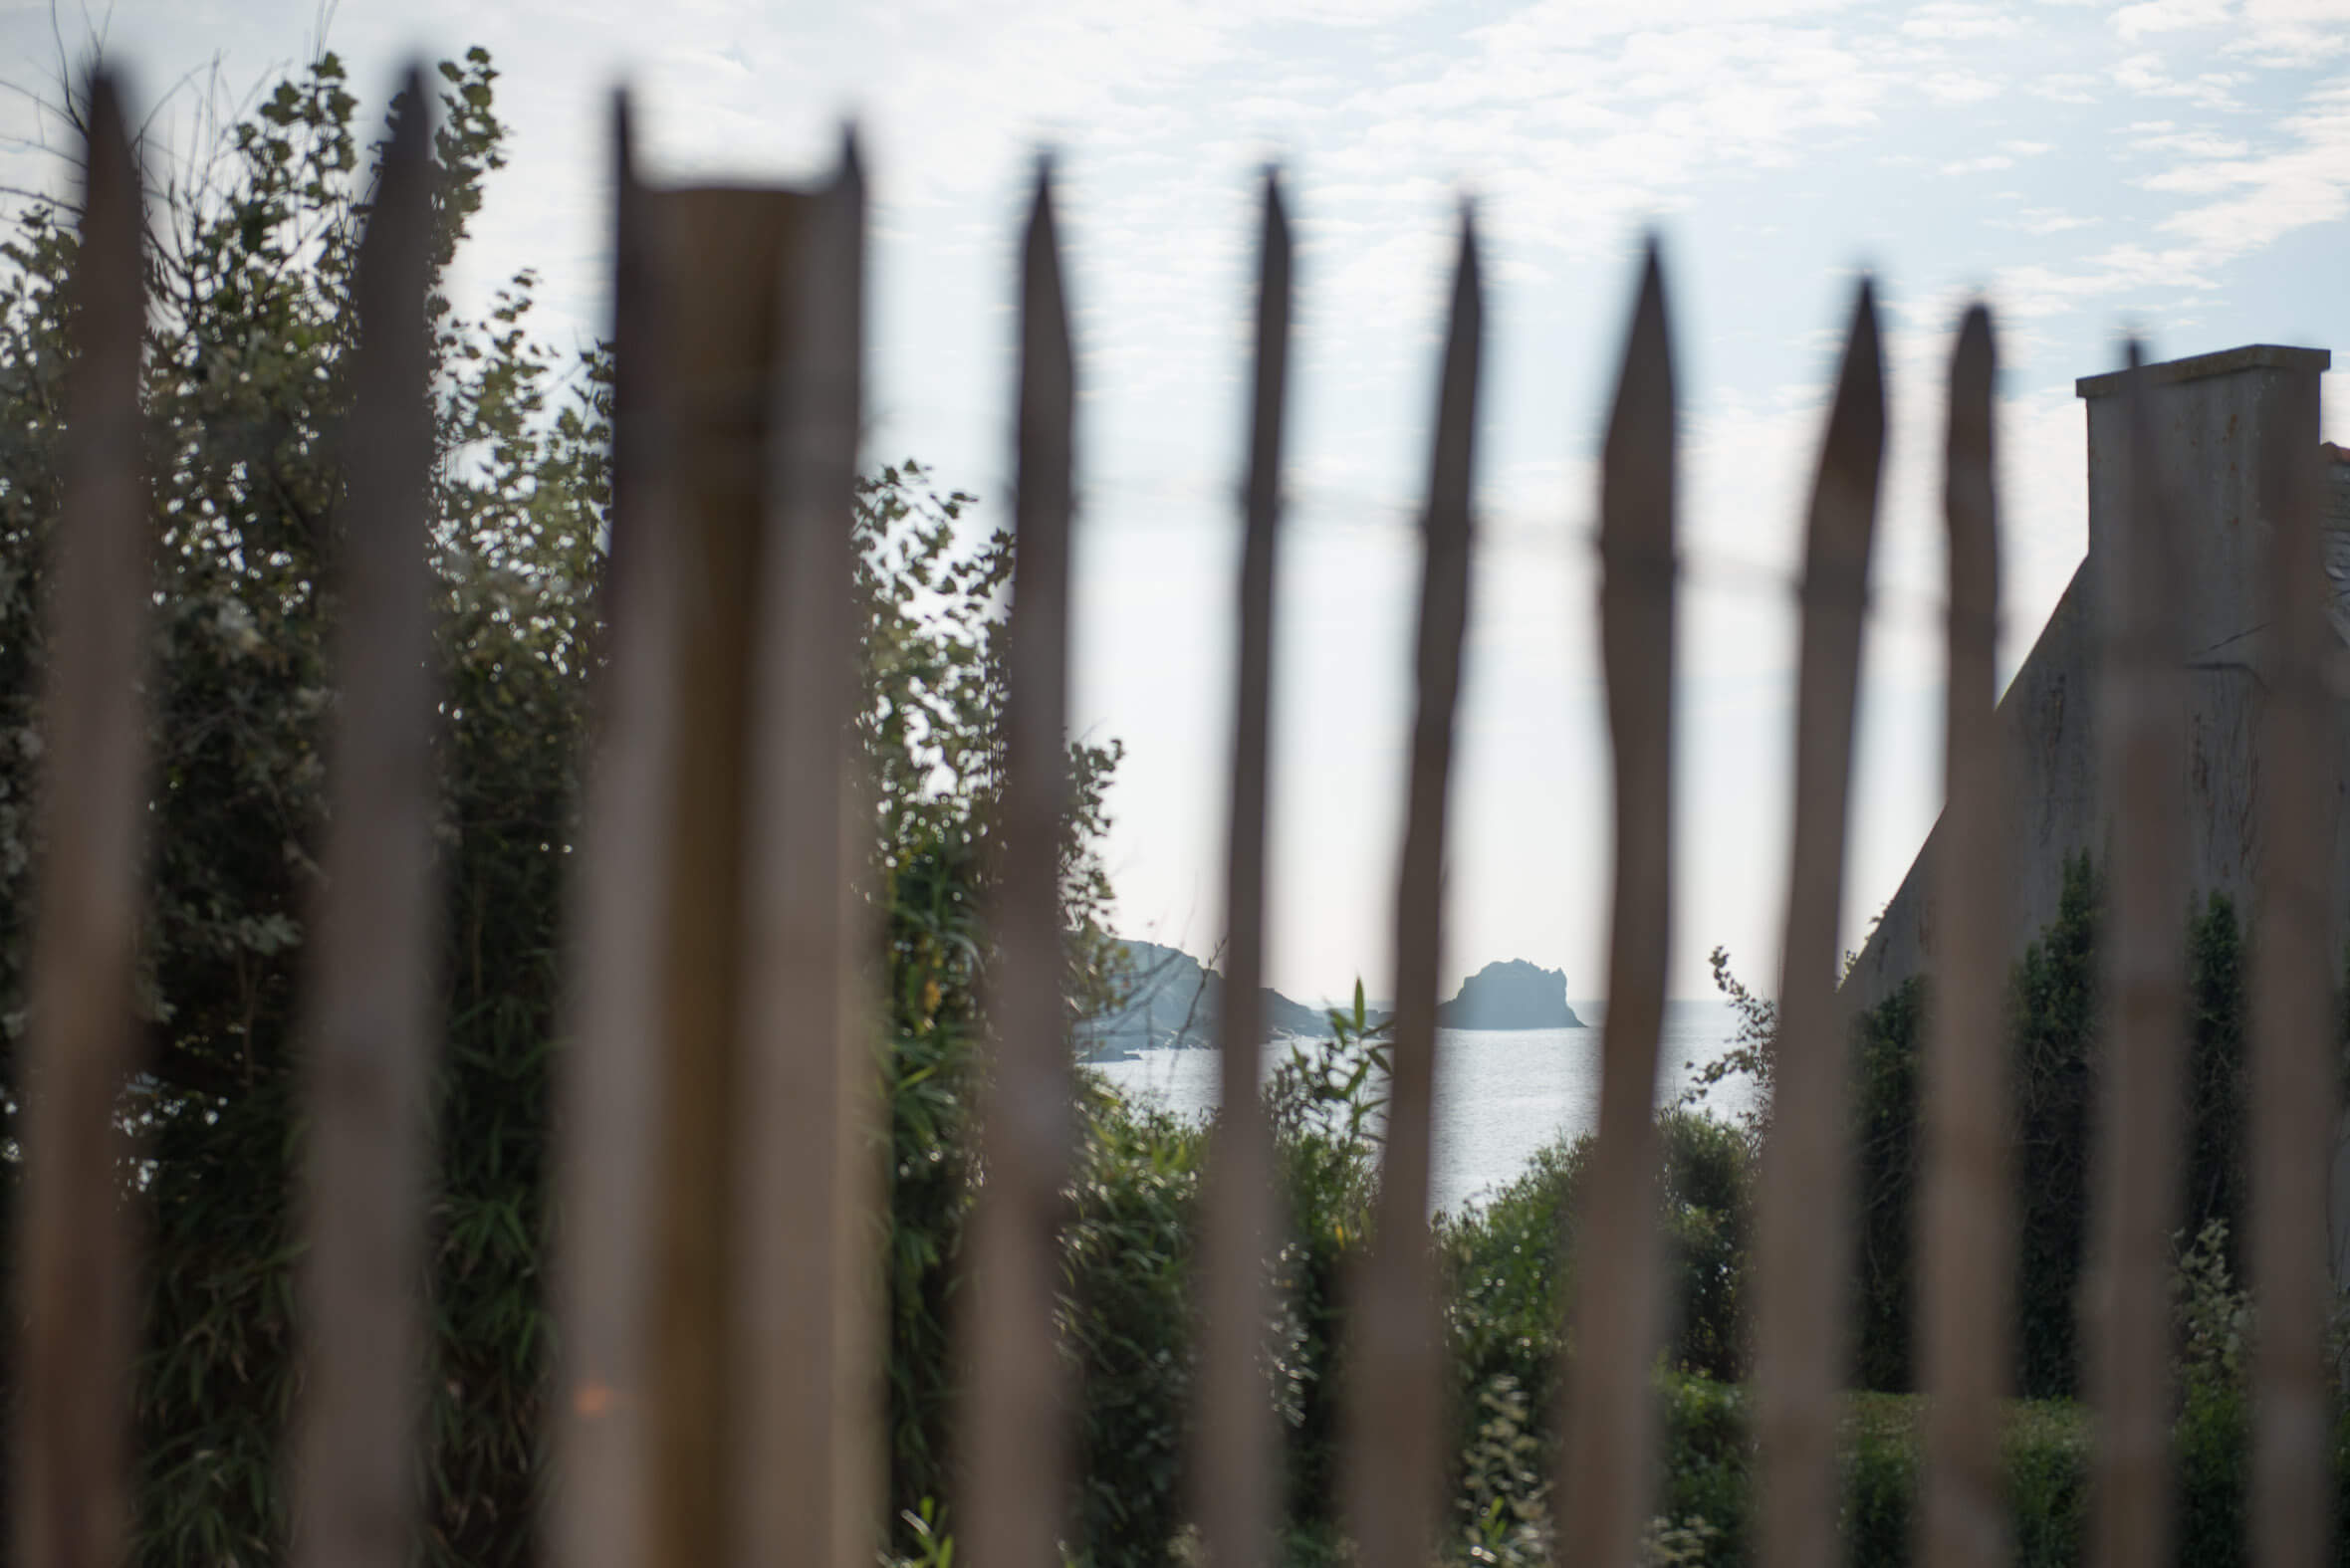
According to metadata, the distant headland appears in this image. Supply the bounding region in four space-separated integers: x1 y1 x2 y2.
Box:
1437 959 1585 1030
1078 942 1584 1057
1077 940 1330 1057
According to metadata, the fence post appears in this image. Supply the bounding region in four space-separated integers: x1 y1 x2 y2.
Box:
290 68 442 1568
961 160 1080 1568
549 93 675 1568
1556 240 1678 1568
2085 343 2190 1568
1753 282 1885 1568
1191 168 1292 1568
1343 205 1482 1568
621 177 822 1568
1916 306 2012 1568
14 70 150 1568
731 129 880 1568
2248 359 2335 1568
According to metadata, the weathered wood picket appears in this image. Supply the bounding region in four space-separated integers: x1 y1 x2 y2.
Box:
13 65 2341 1568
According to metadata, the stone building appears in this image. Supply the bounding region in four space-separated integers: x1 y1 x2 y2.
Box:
1836 342 2350 1269
1843 343 2345 1011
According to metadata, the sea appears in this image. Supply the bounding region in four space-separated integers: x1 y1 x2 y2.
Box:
1089 997 1759 1217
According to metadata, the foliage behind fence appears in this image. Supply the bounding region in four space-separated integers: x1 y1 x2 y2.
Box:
5 45 2344 1568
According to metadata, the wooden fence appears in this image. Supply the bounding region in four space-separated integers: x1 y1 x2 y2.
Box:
13 68 2342 1568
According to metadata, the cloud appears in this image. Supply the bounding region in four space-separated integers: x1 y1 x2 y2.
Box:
2030 71 2103 101
1901 1 2026 36
2230 0 2350 61
17 0 2347 1002
2147 75 2350 251
1991 205 2103 232
1921 69 2005 100
2111 0 2235 36
2112 51 2245 109
1994 243 2219 319
2130 126 2252 155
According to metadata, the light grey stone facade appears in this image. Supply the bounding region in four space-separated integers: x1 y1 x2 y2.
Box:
1834 342 2350 1279
1843 344 2342 1014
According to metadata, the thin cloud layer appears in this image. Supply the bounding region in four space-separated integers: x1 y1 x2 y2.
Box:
0 0 2339 996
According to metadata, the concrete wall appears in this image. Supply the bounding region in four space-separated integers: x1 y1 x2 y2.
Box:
1841 344 2338 1015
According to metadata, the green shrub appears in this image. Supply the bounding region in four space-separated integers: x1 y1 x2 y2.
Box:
2174 1383 2251 1568
1842 1393 1923 1566
1653 1373 1752 1560
2004 1401 2090 1568
2183 894 2250 1294
1844 854 2257 1403
0 52 593 1564
1416 1107 1755 1568
1443 1107 1755 1427
1850 977 1925 1394
1451 1374 1552 1567
1064 1092 1208 1562
0 50 1128 1563
2007 855 2102 1402
1262 996 1384 1547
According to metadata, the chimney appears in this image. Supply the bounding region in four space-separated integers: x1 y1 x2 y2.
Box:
1841 341 2334 1015
2076 343 2329 653
2072 343 2331 916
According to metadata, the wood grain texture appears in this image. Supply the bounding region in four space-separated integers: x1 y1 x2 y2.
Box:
14 70 151 1568
1343 206 1482 1568
1191 168 1292 1568
1916 306 2012 1568
1753 282 1885 1568
639 182 801 1568
731 130 877 1568
1556 239 1678 1568
2248 355 2334 1568
290 70 441 1568
961 162 1079 1568
548 94 674 1568
2086 342 2188 1568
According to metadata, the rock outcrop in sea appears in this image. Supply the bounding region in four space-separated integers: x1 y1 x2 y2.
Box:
1436 959 1584 1029
1077 939 1330 1055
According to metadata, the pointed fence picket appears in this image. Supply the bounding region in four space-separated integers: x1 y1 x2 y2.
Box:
1191 170 1292 1568
2087 344 2194 1568
10 62 2341 1568
960 163 1083 1568
1341 207 1482 1568
1753 286 1887 1568
1556 242 1678 1568
14 70 149 1568
287 66 444 1568
1916 307 2012 1568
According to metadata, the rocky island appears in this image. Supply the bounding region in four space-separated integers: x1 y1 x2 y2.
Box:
1078 944 1587 1057
1077 939 1330 1057
1436 959 1584 1029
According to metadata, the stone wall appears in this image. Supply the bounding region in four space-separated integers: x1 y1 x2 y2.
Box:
1841 344 2341 1015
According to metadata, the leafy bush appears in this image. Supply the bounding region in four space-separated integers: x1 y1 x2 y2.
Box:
0 51 594 1565
1851 976 1925 1393
2007 854 2101 1402
1262 991 1384 1552
1063 1091 1208 1560
1 49 1129 1566
1444 1106 1753 1412
1452 1375 1552 1567
887 984 1391 1567
1837 854 2256 1401
1626 1367 2350 1568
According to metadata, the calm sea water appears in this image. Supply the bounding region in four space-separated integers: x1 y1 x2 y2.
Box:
1089 998 1758 1216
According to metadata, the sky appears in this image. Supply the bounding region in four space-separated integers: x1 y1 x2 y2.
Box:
4 0 2348 1003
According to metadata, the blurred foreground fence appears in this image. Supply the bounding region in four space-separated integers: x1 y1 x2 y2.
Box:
13 66 2343 1568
